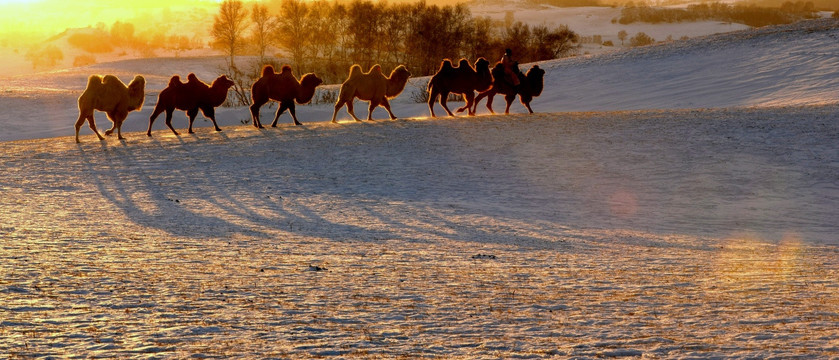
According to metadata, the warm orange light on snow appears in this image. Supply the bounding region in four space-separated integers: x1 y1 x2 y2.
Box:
714 232 806 283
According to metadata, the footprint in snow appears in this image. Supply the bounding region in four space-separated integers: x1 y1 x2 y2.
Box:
307 265 328 272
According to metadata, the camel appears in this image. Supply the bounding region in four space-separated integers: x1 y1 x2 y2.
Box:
249 65 323 128
471 63 545 115
427 57 492 117
331 64 411 123
75 74 145 143
146 73 235 136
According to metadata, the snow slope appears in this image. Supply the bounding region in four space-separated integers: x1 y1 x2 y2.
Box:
1 19 837 142
1 18 838 359
1 105 837 358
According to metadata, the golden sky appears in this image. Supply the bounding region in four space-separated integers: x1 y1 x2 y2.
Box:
0 0 221 45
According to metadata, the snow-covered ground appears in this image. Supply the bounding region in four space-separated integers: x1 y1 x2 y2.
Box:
1 19 838 358
1 105 838 358
1 19 837 142
469 3 751 53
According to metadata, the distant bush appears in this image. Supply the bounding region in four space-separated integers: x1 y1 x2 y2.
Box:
618 1 819 27
410 80 430 104
311 88 338 105
25 45 63 69
629 32 655 47
67 32 114 53
73 54 96 67
524 0 603 6
602 40 614 46
833 10 838 18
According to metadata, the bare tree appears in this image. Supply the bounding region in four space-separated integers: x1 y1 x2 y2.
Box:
251 3 276 64
618 30 628 45
276 0 310 71
212 0 249 68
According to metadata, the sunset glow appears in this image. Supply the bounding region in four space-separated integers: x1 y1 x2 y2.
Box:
0 0 220 42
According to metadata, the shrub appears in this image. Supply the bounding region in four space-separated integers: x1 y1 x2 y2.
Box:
629 32 655 47
602 40 614 46
73 55 97 67
25 45 63 69
67 32 113 53
410 80 430 104
617 1 819 27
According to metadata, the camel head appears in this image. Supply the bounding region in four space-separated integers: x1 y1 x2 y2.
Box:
213 75 236 91
127 75 146 111
300 73 324 89
526 65 545 97
386 65 411 99
297 73 324 104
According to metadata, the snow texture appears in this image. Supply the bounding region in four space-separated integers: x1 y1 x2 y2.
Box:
0 19 838 358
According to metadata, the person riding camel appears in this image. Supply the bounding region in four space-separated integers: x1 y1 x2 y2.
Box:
501 48 520 87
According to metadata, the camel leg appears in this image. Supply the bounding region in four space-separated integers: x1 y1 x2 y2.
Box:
381 98 397 120
367 99 380 121
75 112 103 143
455 92 472 114
346 101 361 122
440 92 455 117
106 112 126 140
463 92 476 116
485 93 496 114
522 99 534 114
288 103 301 126
74 114 85 143
504 93 516 115
201 106 221 132
164 109 179 135
271 102 289 127
250 100 266 129
520 94 534 114
331 101 344 123
115 118 125 140
187 108 199 134
427 89 438 118
147 104 165 137
473 91 489 115
104 113 116 136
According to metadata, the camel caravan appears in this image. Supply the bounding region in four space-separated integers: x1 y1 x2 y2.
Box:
75 53 544 142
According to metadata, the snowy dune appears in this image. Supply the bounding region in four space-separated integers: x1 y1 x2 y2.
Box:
1 18 838 358
1 106 838 357
1 19 837 142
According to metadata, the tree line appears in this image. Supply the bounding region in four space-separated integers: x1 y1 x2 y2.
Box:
212 0 579 85
617 1 820 27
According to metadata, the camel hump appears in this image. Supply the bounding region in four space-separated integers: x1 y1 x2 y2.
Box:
187 73 199 83
347 64 363 80
168 75 182 87
261 65 275 78
369 64 382 75
280 65 292 74
102 75 121 85
85 75 104 89
457 58 470 69
440 59 454 72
